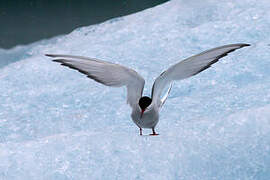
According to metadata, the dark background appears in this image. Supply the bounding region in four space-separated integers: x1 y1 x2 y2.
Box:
0 0 168 49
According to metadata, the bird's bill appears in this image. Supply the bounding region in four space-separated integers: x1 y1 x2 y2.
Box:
140 109 145 118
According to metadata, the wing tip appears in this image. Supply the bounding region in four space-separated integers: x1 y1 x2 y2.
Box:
240 43 251 47
45 54 56 57
45 54 63 63
52 59 63 63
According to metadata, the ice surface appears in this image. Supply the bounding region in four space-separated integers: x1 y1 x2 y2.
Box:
1 0 270 179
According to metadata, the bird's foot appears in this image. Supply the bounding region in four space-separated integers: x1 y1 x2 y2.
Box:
150 128 159 136
149 133 159 136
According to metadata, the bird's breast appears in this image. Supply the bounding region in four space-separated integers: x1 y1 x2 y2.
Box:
131 105 159 129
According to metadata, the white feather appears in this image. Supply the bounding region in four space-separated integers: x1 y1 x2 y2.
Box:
46 54 145 107
151 43 250 105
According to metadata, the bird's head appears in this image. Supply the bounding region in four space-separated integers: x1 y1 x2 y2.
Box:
139 96 152 118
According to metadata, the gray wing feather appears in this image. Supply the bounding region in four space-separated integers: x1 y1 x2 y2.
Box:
160 83 172 107
46 54 145 107
151 43 250 104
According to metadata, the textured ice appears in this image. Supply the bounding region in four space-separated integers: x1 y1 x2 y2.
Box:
1 0 270 179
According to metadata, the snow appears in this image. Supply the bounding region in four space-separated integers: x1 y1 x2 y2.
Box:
1 0 270 179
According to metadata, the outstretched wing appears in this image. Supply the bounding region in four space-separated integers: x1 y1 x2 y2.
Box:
46 54 145 107
151 43 250 105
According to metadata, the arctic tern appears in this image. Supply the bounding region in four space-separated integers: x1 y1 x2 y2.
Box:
46 43 250 135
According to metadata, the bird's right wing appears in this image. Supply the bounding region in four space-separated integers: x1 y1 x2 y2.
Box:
159 83 172 108
151 43 250 105
46 54 145 108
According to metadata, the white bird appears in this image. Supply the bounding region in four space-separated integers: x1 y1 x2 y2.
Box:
46 43 250 135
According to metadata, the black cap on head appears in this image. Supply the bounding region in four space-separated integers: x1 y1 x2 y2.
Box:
139 96 152 110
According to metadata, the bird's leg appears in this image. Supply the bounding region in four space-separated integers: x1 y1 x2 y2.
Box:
149 128 159 136
140 128 142 136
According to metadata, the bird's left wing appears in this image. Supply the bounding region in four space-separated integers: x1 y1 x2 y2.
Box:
151 43 250 105
46 54 145 108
